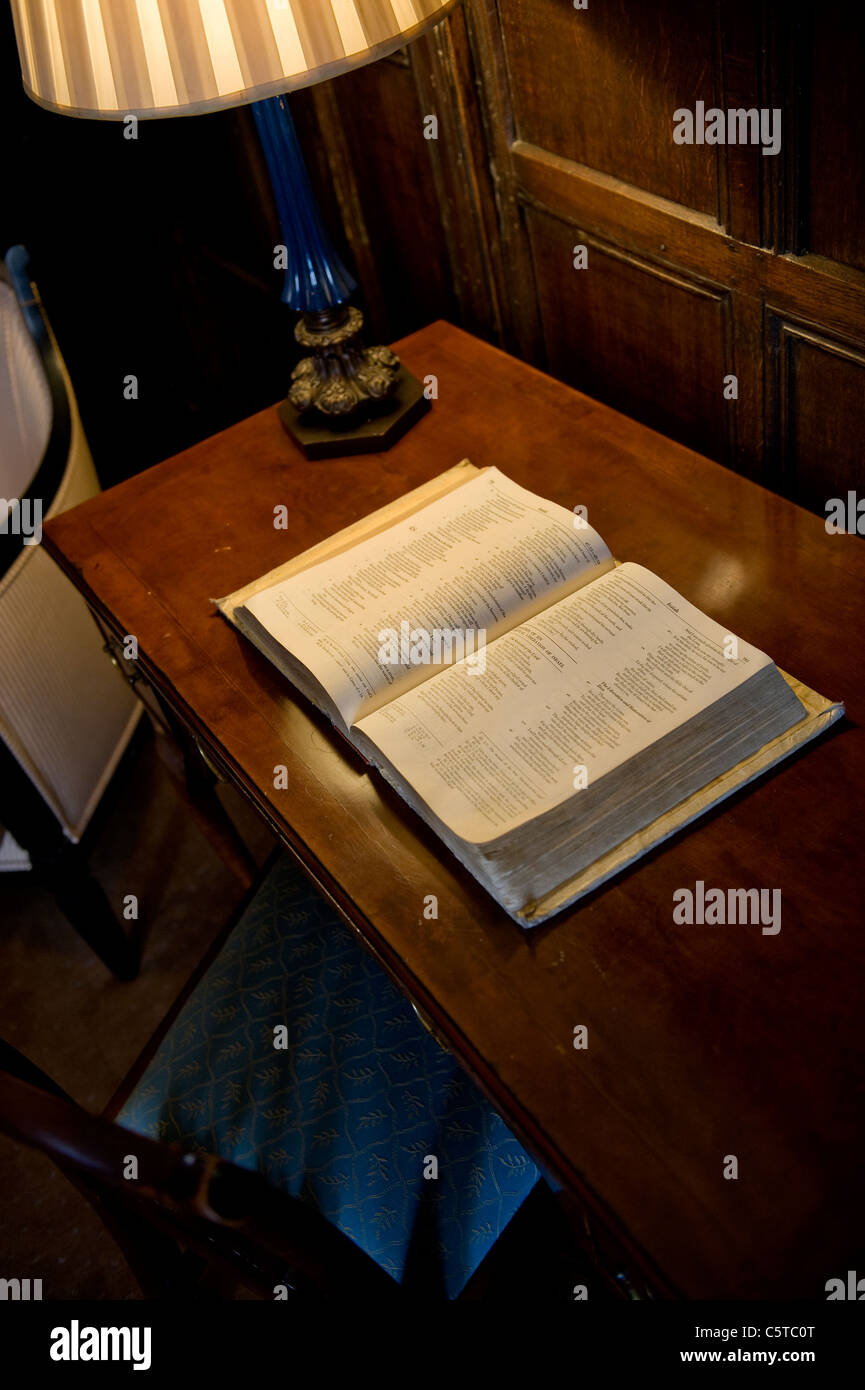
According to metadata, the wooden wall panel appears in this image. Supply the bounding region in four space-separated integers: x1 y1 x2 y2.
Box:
802 7 865 271
527 208 732 463
770 320 865 512
498 0 720 217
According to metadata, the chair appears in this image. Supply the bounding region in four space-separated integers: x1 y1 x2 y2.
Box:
0 1036 400 1300
0 247 140 975
0 852 543 1297
116 851 541 1296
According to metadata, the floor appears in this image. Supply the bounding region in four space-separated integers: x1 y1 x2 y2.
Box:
0 729 276 1298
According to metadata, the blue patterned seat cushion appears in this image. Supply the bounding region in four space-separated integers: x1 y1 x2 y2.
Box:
118 853 539 1297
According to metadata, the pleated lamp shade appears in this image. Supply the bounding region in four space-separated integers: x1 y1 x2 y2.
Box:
10 0 459 119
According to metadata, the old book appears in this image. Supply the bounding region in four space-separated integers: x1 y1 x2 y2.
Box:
219 462 843 926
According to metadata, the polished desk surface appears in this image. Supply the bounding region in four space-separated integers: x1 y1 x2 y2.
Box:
44 321 865 1299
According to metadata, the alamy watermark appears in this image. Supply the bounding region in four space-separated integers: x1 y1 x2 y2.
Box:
673 880 782 935
826 1270 865 1299
0 1277 41 1299
1 497 42 546
377 622 487 675
673 102 781 157
825 492 865 535
50 1322 151 1370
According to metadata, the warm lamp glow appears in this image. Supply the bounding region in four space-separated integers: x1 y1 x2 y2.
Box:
10 0 459 119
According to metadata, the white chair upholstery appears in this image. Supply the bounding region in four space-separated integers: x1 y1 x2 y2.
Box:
0 274 140 847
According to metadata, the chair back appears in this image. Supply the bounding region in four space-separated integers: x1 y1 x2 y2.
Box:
0 248 140 843
0 1039 400 1299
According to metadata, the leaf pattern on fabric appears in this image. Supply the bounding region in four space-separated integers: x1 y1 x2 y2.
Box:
117 853 539 1297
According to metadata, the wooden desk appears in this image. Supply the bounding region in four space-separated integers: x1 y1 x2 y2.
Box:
43 321 865 1300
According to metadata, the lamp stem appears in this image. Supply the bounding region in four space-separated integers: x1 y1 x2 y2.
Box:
250 92 428 457
251 95 356 314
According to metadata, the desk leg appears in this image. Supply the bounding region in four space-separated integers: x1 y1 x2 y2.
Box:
0 740 139 981
150 715 259 892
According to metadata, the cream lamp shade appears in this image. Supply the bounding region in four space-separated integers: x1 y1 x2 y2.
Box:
10 0 459 119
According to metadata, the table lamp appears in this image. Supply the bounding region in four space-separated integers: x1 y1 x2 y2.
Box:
9 0 459 458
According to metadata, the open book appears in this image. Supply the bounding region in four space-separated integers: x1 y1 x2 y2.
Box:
219 462 843 926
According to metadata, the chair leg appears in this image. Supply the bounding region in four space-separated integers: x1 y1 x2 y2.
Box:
38 838 140 980
0 740 138 980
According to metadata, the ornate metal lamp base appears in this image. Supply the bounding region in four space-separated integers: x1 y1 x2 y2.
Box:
278 364 430 460
278 305 430 460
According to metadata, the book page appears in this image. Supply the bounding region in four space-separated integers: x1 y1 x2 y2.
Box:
241 468 612 727
354 563 777 842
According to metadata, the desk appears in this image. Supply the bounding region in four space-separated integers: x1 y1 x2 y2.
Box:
43 321 865 1299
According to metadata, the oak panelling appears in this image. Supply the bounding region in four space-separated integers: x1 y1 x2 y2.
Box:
802 5 865 271
717 0 767 247
409 7 506 341
767 0 809 257
512 141 865 483
769 318 865 513
511 144 765 474
526 207 733 463
461 0 546 361
497 0 720 218
512 145 865 346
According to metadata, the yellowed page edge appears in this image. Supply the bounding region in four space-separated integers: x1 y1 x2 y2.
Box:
519 672 844 925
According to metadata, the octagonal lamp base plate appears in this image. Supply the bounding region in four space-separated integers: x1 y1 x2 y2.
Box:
277 366 431 460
